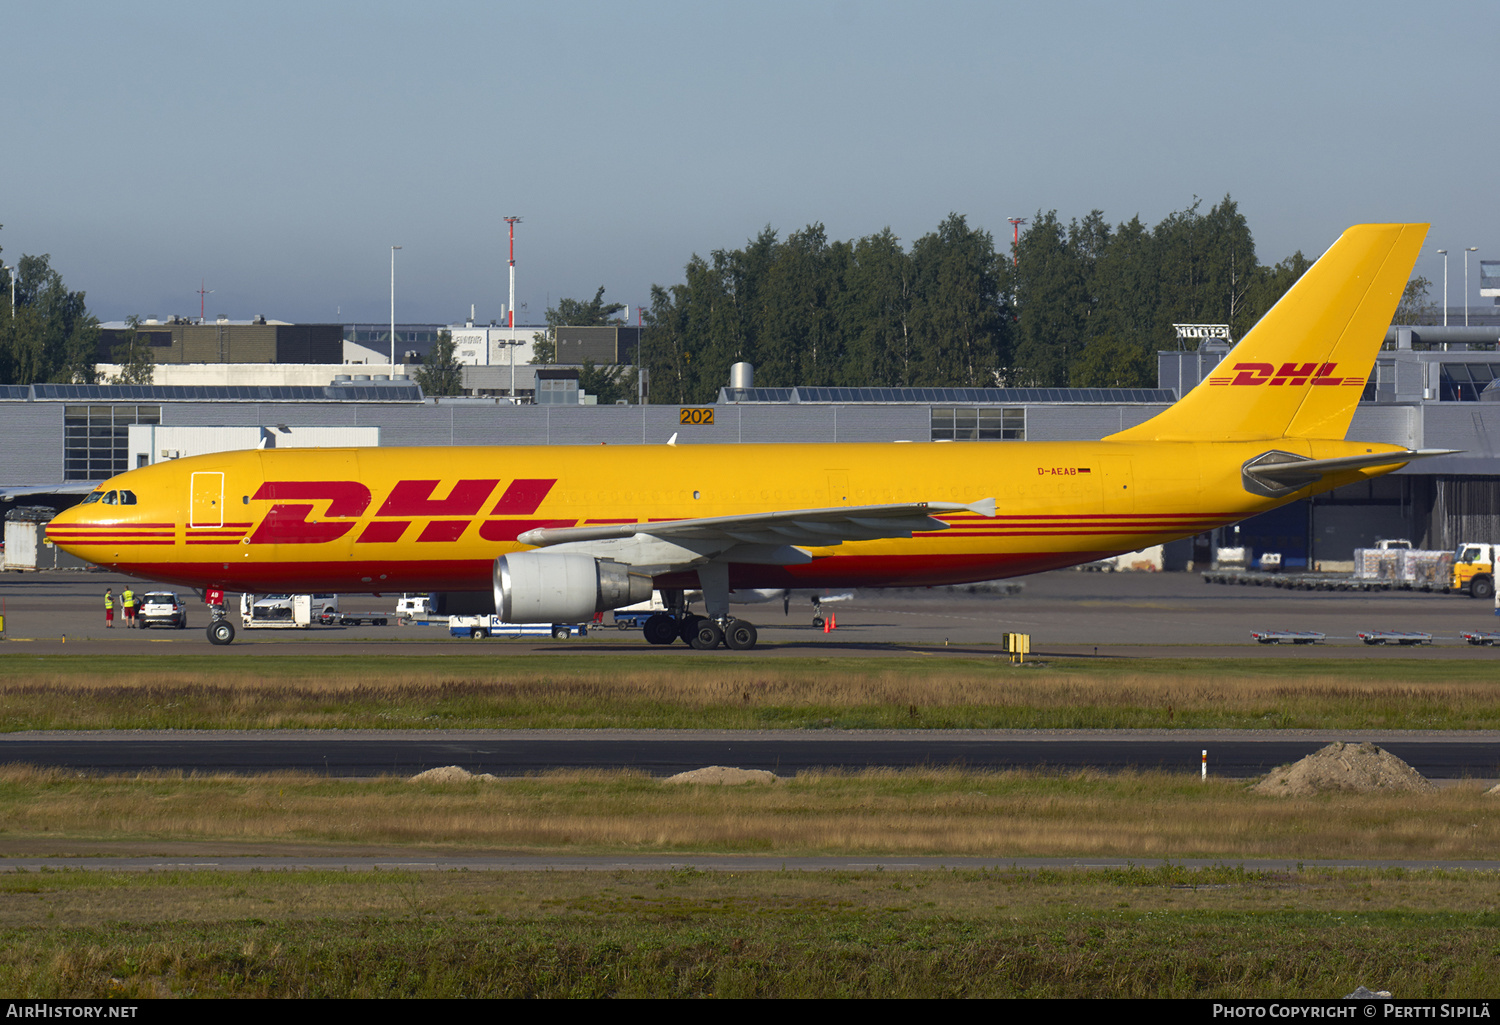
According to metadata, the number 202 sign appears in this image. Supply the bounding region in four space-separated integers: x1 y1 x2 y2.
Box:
679 408 715 425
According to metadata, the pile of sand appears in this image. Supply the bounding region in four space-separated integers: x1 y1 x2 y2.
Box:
663 766 779 785
409 765 498 783
1252 741 1435 796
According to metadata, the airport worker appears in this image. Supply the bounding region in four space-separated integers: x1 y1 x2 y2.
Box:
122 587 136 629
104 588 114 629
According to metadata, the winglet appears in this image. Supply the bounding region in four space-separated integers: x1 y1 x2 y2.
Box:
667 432 678 447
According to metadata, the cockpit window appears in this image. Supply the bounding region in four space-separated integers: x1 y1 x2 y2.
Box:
118 490 137 505
101 491 118 505
81 492 103 505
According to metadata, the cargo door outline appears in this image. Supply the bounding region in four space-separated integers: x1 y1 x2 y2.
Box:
191 472 224 528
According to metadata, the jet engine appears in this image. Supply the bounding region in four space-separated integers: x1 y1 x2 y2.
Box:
495 552 653 623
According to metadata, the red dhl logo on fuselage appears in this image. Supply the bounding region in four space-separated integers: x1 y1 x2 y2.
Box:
1206 362 1364 387
247 478 569 545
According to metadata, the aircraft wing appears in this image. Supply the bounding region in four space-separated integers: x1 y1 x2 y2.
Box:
0 482 100 501
517 498 997 573
519 498 996 548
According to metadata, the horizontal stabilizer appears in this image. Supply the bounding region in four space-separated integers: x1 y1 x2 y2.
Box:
1242 448 1456 496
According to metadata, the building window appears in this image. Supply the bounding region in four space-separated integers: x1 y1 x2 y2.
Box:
1439 363 1500 402
930 407 1024 441
63 405 160 481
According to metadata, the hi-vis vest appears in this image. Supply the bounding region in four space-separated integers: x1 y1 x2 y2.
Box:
104 593 114 610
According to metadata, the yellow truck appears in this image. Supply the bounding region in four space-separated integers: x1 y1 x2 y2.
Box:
1452 544 1496 600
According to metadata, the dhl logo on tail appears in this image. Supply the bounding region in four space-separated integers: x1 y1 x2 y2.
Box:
1207 362 1364 387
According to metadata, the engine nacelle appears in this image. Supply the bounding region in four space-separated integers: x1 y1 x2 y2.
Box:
495 552 653 623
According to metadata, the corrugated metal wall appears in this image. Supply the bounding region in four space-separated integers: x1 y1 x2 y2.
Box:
3 404 64 482
1425 477 1500 550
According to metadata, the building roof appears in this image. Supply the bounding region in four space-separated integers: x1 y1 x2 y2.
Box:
719 386 1178 404
20 383 424 403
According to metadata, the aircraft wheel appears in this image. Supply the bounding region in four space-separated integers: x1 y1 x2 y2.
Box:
812 616 825 629
677 614 705 645
207 620 235 646
644 614 678 645
724 619 758 650
688 619 723 650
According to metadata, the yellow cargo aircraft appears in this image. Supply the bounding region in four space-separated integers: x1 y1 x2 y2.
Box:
48 223 1445 648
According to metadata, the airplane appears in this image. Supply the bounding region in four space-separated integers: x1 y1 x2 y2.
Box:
46 223 1448 649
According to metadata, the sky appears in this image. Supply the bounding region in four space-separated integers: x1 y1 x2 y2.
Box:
3 0 1496 326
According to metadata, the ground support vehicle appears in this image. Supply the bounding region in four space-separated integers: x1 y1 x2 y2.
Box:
612 591 669 630
1358 630 1432 645
239 594 338 629
1462 631 1500 645
1251 630 1325 644
137 591 187 629
318 611 388 626
448 615 584 640
1452 543 1496 600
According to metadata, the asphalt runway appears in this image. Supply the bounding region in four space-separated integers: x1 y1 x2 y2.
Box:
3 566 1500 657
3 728 1497 779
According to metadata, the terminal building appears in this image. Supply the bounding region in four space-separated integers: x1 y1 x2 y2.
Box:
12 316 1500 571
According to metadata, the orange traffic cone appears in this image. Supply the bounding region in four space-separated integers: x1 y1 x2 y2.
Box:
830 612 836 630
822 616 831 634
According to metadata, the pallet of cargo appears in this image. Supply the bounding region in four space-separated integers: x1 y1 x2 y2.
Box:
1357 631 1432 645
1251 630 1326 644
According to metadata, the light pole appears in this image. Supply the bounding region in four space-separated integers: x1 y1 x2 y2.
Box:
1436 250 1448 326
389 245 402 373
1466 247 1479 327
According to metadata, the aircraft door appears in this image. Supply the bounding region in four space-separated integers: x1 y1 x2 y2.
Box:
1096 457 1134 514
190 471 225 528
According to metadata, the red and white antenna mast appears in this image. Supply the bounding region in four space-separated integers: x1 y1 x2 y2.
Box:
197 278 213 323
504 216 522 327
1008 218 1027 265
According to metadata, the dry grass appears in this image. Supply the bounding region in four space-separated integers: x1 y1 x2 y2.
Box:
3 765 1497 861
2 653 1499 729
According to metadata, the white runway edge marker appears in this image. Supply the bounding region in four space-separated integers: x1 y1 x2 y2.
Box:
1202 750 1208 780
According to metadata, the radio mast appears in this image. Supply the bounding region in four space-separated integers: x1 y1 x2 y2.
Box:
504 217 522 328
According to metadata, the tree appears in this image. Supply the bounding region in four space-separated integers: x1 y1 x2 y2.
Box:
0 240 99 385
413 330 464 396
906 214 1006 387
549 286 625 327
531 287 626 366
1393 275 1437 326
1069 336 1156 388
578 359 638 405
107 315 154 385
1011 211 1086 386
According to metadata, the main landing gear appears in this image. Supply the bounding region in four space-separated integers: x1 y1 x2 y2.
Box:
641 583 760 650
641 612 760 650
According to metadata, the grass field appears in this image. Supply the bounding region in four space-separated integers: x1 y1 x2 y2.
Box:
3 653 1500 730
5 652 1497 998
3 766 1498 861
3 866 1496 998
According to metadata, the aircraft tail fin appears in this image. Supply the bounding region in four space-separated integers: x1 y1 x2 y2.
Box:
1107 223 1428 443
